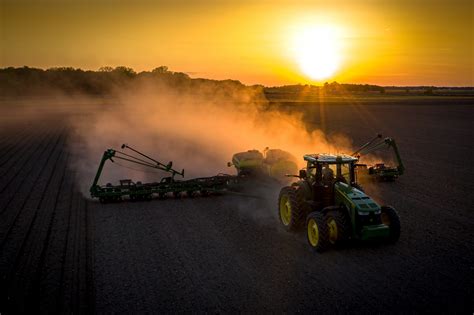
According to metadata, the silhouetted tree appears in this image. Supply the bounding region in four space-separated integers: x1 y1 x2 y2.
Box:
113 66 136 77
99 66 114 72
152 66 169 74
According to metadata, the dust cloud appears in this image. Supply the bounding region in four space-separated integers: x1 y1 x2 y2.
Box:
68 78 354 194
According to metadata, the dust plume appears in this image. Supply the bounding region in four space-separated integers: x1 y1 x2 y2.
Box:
69 78 354 195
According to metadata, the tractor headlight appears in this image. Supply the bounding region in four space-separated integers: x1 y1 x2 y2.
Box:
374 209 381 215
358 211 370 216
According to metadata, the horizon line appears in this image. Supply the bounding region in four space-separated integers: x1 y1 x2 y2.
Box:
1 65 473 89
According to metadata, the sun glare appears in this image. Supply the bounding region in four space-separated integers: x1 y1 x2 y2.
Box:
293 25 343 81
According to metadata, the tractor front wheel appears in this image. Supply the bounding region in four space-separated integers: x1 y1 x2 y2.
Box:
381 206 401 243
278 186 305 232
306 212 330 252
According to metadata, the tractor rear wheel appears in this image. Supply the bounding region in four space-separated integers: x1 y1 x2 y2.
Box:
325 209 351 245
278 186 305 232
381 206 401 243
306 212 330 252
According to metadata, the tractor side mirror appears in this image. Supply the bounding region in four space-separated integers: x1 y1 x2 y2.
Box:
299 169 307 178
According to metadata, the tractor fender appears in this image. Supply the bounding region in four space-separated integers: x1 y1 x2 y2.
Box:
321 204 351 215
321 205 341 215
291 180 312 200
339 204 355 227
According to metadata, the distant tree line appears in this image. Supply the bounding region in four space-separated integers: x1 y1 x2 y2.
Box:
0 66 254 98
323 81 385 94
1 66 472 98
264 81 385 98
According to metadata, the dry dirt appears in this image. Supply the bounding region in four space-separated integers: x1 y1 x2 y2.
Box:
0 96 473 313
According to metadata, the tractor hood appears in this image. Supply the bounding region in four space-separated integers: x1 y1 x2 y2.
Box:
334 182 380 212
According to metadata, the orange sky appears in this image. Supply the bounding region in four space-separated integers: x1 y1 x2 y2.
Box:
1 0 473 86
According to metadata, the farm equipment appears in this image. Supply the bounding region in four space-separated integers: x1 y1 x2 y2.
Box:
352 134 405 181
90 145 296 203
278 153 400 252
90 144 237 203
228 148 298 183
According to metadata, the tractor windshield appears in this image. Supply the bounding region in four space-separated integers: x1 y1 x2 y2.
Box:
319 162 354 184
339 163 351 183
308 161 355 185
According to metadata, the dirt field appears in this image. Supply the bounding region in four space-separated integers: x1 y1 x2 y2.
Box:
0 96 473 313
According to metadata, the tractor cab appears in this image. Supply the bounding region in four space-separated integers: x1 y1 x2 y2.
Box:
303 154 359 186
302 154 359 209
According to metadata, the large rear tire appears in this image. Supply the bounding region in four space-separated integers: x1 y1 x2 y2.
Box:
381 206 401 243
278 186 305 231
306 212 330 252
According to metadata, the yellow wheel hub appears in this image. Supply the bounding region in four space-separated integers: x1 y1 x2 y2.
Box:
307 218 319 247
279 195 292 226
327 218 338 244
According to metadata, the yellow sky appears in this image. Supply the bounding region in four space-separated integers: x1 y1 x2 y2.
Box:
1 0 473 86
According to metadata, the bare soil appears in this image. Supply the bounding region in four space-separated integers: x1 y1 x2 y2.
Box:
0 96 473 313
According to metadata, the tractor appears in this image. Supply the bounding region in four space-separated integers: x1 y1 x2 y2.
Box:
278 153 400 252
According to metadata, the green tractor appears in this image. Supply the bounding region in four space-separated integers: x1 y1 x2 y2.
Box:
278 153 400 252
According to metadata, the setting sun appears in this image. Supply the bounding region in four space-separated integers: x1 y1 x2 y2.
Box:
292 25 343 81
